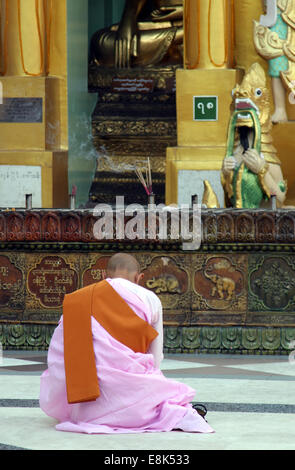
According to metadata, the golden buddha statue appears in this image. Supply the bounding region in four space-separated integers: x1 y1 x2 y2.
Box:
90 0 183 68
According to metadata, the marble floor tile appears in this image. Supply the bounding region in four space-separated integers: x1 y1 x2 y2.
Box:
0 353 294 451
0 408 294 451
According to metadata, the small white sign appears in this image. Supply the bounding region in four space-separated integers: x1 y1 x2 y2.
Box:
0 165 42 208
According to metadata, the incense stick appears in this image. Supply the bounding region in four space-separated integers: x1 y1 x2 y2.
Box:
135 168 149 195
135 161 153 196
147 157 152 193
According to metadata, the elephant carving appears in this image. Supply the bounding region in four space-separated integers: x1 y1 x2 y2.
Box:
146 274 181 294
204 270 235 301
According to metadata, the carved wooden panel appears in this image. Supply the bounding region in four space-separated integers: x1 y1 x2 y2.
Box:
81 214 97 242
81 254 112 287
256 213 275 243
138 254 189 306
249 255 295 312
0 253 25 318
192 254 247 312
26 255 79 311
235 213 255 242
136 253 191 325
0 209 293 244
61 213 81 241
41 212 61 241
0 214 6 241
7 213 25 241
25 213 41 241
217 213 234 242
276 214 295 243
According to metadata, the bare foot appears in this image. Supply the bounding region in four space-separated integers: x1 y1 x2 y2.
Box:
272 108 288 124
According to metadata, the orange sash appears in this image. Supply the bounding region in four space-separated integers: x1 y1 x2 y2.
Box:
63 280 158 404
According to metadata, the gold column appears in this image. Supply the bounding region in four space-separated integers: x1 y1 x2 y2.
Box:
184 0 234 70
1 0 46 76
0 0 68 208
166 0 240 205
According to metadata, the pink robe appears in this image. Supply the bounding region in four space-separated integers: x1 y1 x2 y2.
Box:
39 278 214 434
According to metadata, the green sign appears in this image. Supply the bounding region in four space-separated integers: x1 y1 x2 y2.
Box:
193 96 218 121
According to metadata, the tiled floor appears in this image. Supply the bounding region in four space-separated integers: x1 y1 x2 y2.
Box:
0 351 295 450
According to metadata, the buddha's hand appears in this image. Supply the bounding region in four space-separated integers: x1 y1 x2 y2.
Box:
150 6 182 22
115 16 138 68
243 149 265 174
222 156 236 176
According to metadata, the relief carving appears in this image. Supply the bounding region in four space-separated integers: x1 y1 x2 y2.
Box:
236 213 255 242
41 213 61 241
0 254 24 310
140 255 189 309
217 213 234 242
193 256 246 311
249 256 295 311
82 255 112 287
27 256 78 309
25 213 41 241
7 213 24 241
62 213 81 241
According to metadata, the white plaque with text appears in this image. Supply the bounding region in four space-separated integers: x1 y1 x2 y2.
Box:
0 165 42 208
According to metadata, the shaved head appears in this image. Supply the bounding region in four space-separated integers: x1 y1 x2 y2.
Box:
106 253 140 281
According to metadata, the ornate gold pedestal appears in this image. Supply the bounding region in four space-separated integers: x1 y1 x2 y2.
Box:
0 0 68 208
87 66 180 206
0 76 68 208
0 151 67 208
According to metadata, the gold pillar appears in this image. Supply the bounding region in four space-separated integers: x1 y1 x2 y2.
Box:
1 0 46 76
0 0 68 208
166 0 239 205
184 0 234 70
